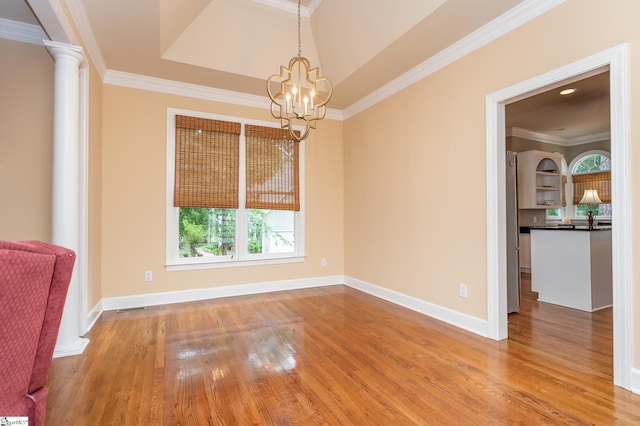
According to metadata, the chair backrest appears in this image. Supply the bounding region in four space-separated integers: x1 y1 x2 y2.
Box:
0 240 76 424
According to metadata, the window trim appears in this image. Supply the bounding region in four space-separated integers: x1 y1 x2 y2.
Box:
165 108 305 271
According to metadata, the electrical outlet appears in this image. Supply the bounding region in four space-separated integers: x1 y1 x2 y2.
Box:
533 216 538 224
459 283 468 298
144 270 153 282
320 258 327 267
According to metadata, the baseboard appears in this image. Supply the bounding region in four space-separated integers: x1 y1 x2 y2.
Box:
85 300 103 333
101 275 345 311
53 337 90 358
344 276 488 337
632 367 640 395
96 275 486 337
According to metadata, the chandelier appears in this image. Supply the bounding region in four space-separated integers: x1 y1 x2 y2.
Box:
266 0 332 141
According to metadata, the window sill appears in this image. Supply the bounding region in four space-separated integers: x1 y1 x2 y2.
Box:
166 255 305 271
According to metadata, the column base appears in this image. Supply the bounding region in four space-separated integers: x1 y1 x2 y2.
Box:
53 337 90 358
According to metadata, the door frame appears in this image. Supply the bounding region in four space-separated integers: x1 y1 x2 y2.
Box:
485 44 632 390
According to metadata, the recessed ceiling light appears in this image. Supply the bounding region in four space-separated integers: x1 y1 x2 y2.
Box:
559 88 577 95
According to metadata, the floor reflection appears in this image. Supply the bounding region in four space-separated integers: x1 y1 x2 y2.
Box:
245 325 297 376
173 317 303 386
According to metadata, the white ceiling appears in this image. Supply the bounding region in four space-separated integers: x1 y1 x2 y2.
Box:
78 0 527 109
0 0 39 24
1 0 611 142
506 70 610 143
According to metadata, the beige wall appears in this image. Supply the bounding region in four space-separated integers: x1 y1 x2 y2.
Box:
344 0 639 365
0 39 54 241
100 85 344 298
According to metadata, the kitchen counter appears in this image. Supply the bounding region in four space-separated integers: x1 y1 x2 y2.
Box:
530 227 612 312
520 225 611 233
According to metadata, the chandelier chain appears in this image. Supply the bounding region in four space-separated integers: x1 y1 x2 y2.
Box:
297 0 301 57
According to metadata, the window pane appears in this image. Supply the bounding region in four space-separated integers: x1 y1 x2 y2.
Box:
179 207 235 257
546 208 561 218
248 209 295 255
576 204 611 217
572 154 611 174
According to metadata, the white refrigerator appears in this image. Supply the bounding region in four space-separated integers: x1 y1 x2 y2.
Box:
506 151 520 313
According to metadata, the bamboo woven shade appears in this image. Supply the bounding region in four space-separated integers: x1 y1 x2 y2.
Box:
174 115 241 208
561 175 567 207
572 171 611 204
245 125 300 211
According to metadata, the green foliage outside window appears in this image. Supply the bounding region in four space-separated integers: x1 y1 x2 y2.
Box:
179 207 290 257
573 154 610 174
179 208 235 257
576 205 600 217
181 220 207 257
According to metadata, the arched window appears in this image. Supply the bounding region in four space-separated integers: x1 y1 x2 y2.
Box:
571 151 611 218
573 153 611 173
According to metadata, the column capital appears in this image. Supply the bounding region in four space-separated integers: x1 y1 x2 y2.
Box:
44 40 85 63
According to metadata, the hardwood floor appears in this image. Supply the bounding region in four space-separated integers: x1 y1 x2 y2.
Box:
46 281 640 425
509 273 615 381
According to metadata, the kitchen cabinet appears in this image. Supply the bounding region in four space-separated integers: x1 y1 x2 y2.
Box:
517 150 563 209
519 233 530 272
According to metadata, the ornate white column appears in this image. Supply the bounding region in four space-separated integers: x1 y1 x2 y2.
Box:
45 40 90 356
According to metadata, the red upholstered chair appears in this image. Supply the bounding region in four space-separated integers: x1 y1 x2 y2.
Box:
0 240 76 426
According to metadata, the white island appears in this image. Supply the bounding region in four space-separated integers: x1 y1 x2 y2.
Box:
530 227 612 312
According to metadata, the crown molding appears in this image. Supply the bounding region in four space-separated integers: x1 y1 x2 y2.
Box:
104 70 343 121
0 17 48 45
254 0 322 17
508 127 611 146
65 0 107 78
508 127 567 145
104 70 270 108
306 0 322 16
342 0 566 119
566 131 610 146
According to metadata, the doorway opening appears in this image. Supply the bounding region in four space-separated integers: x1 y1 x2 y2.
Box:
505 70 610 315
485 45 632 390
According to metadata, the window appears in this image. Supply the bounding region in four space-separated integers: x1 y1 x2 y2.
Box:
571 152 611 218
166 109 305 270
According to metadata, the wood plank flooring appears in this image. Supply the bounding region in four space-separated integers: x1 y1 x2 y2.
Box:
46 279 640 425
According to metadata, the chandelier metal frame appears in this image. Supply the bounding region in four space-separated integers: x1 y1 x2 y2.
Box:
266 0 332 141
